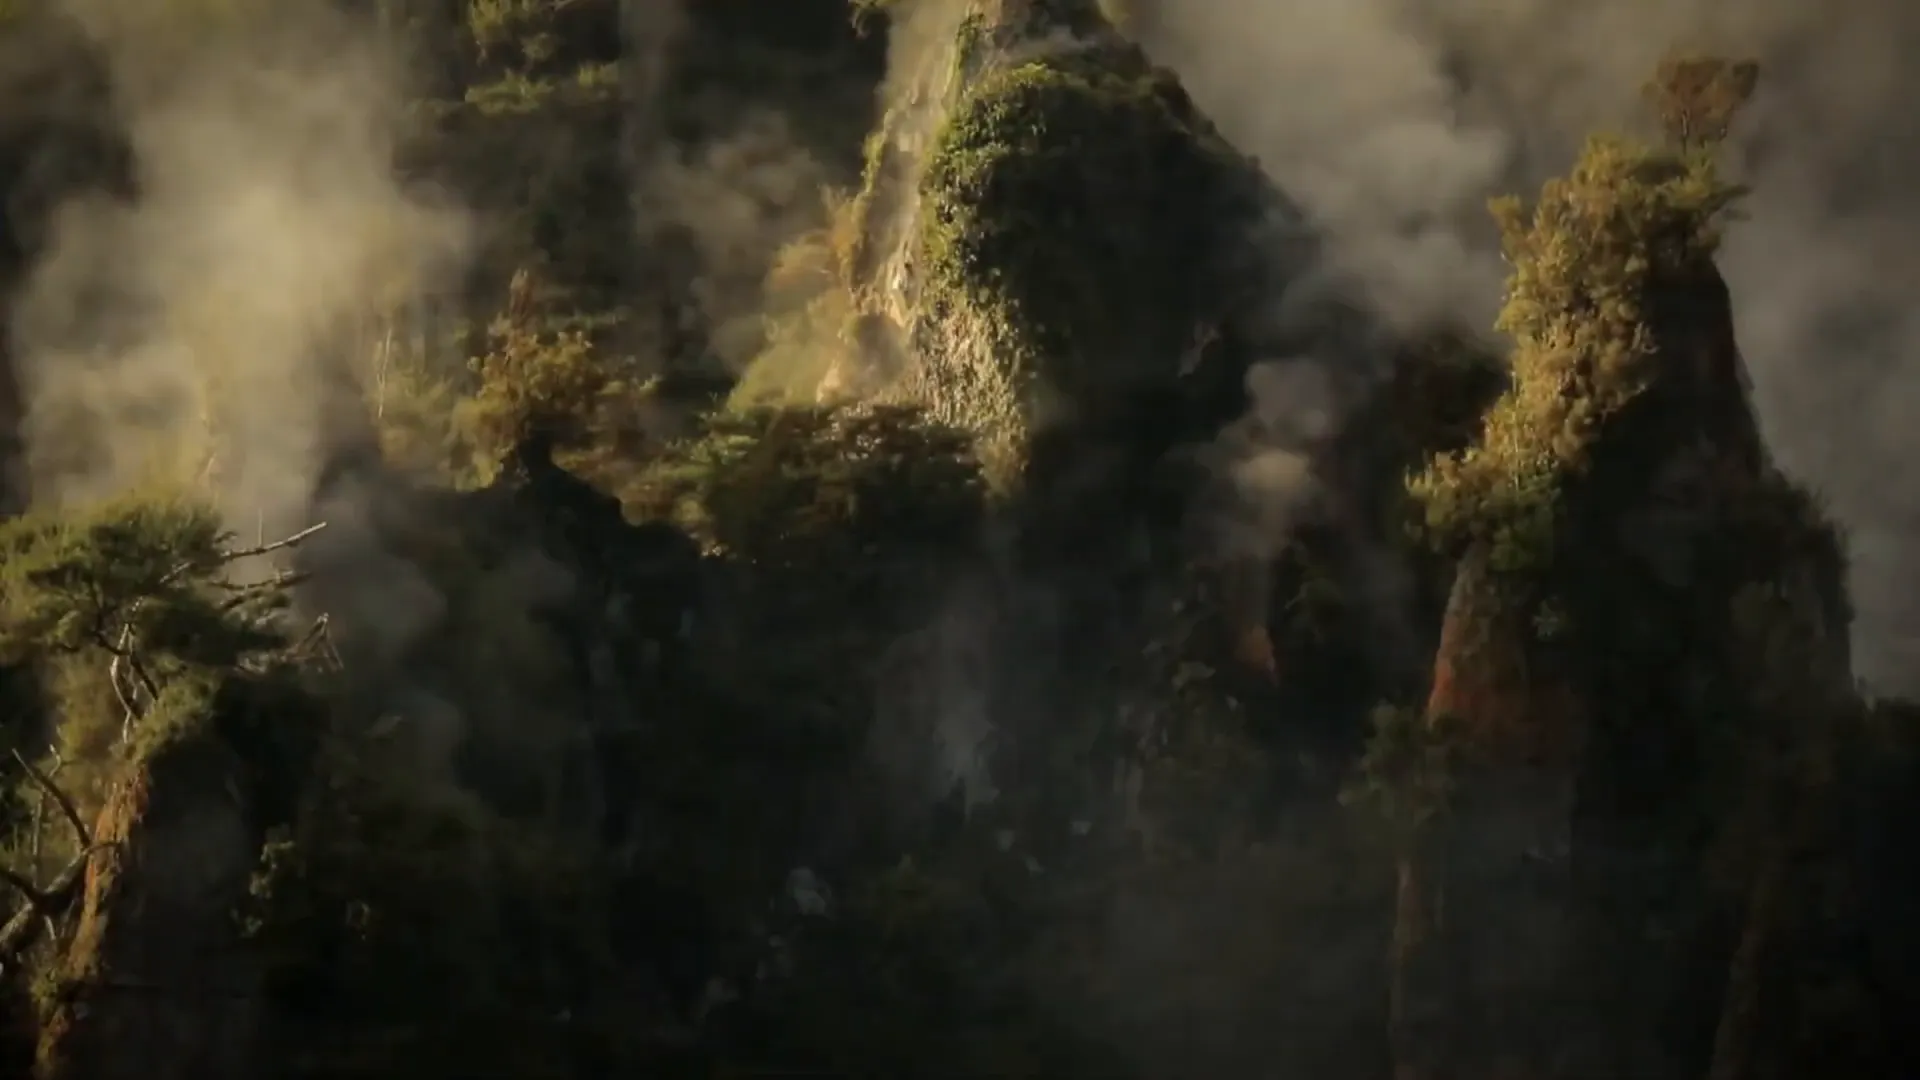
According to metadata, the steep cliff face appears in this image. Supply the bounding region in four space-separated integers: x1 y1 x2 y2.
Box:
304 438 704 840
1406 136 1857 1079
805 0 1493 733
4 440 708 1076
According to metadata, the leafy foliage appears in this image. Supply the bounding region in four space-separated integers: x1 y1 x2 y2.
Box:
1643 54 1761 150
462 269 652 464
0 498 285 670
872 14 1271 486
915 51 1256 410
0 7 1907 1077
628 402 986 567
1343 704 1455 841
1410 135 1747 571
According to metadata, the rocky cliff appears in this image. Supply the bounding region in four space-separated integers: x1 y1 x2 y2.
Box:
830 0 1287 488
1405 135 1859 1079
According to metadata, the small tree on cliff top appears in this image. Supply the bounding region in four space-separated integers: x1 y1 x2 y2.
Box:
462 268 652 470
1644 54 1760 151
0 495 326 972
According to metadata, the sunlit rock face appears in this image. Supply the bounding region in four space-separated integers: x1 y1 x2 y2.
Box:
1412 149 1854 1075
826 0 1305 486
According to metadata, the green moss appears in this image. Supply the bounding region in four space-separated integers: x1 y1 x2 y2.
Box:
915 54 1251 408
896 36 1263 485
626 402 986 567
462 64 619 116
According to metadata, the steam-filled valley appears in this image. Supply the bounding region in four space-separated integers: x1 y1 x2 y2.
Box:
0 1 1918 1077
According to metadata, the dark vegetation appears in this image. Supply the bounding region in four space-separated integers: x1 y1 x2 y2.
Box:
0 1 1915 1078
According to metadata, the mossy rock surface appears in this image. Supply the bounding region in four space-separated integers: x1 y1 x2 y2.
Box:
845 0 1282 484
1409 134 1853 766
1411 138 1756 576
917 53 1258 402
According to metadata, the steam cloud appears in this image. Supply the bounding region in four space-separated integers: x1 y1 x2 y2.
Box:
635 113 838 371
1134 0 1920 694
13 1 466 538
623 0 866 378
1 2 478 773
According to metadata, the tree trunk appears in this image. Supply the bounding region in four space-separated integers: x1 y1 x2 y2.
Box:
34 735 263 1080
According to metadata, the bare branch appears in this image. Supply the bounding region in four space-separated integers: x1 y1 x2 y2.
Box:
108 624 148 747
125 648 161 713
311 614 345 671
161 520 328 586
27 747 65 866
287 614 333 658
218 572 312 612
111 653 140 744
0 841 114 960
0 864 47 906
212 568 307 594
220 521 328 563
12 750 89 846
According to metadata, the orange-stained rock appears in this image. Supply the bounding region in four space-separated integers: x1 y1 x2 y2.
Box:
34 734 261 1080
1424 549 1586 768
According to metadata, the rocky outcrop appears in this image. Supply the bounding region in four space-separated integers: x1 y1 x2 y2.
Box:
827 0 1293 486
29 661 334 1080
1406 139 1857 1079
34 710 272 1080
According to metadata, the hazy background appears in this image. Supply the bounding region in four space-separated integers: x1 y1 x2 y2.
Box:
1132 0 1920 694
0 2 1909 1074
13 0 466 538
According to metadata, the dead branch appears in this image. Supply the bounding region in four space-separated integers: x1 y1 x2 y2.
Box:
161 520 328 586
221 521 328 563
112 655 140 743
0 842 114 963
108 623 148 745
218 572 312 612
122 646 161 712
280 613 340 667
28 748 64 866
312 614 344 671
212 567 308 594
0 866 47 906
12 750 89 847
289 612 330 649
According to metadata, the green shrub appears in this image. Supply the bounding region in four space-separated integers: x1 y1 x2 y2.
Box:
1409 135 1746 572
628 402 986 567
915 53 1255 412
